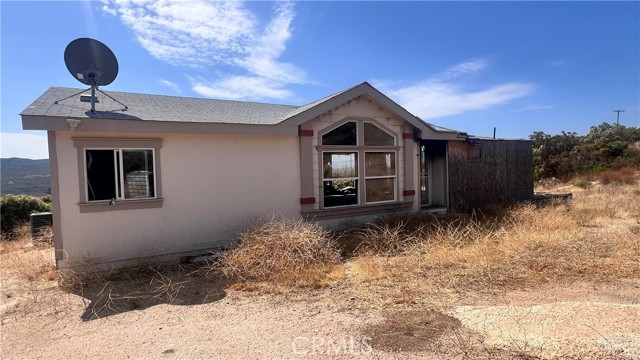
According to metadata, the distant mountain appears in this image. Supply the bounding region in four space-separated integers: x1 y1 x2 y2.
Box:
1 158 50 196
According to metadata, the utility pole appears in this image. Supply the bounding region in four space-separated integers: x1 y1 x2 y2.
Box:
613 109 625 125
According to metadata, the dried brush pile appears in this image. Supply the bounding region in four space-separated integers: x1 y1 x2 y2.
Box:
219 216 341 285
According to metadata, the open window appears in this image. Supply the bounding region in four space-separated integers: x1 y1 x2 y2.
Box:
73 138 162 212
320 120 397 208
86 149 156 201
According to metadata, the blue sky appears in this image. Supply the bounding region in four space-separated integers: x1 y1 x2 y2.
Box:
2 1 638 159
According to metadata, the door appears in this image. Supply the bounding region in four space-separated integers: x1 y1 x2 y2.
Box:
420 144 430 207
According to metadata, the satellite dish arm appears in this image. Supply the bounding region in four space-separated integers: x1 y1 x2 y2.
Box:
54 87 92 104
96 88 128 110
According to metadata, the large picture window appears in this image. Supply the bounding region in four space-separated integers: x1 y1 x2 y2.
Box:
85 148 156 201
320 120 397 208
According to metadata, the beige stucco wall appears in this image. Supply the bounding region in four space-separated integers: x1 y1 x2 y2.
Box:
306 95 409 209
54 131 301 266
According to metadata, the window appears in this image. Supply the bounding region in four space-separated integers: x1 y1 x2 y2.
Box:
320 120 397 208
365 152 396 202
323 152 358 207
364 122 394 146
322 121 356 145
85 148 156 201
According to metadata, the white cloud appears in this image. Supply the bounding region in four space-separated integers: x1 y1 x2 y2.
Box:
440 59 488 79
1 133 49 159
192 76 292 100
158 79 181 93
377 59 535 119
104 0 304 100
513 104 553 112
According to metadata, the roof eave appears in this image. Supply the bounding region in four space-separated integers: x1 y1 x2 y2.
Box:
21 114 298 136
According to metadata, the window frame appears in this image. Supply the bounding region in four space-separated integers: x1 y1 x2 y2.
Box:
73 138 163 213
317 119 399 209
364 151 397 204
322 151 360 208
84 147 157 202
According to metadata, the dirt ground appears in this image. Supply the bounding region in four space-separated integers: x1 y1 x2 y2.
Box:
1 257 638 359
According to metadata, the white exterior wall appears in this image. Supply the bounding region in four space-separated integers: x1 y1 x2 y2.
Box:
55 131 301 266
307 95 407 209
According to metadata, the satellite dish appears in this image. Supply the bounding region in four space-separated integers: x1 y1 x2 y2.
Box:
64 38 118 87
56 38 127 115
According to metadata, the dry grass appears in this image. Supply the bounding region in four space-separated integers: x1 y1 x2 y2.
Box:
219 175 639 296
218 215 341 288
0 223 32 249
598 167 636 185
0 225 61 318
343 177 640 294
0 224 57 282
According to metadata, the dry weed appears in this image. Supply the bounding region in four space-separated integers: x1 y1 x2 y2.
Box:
59 262 226 319
0 224 56 282
350 256 387 282
0 225 65 319
0 223 32 250
219 215 341 287
599 167 636 185
348 182 639 294
350 221 419 256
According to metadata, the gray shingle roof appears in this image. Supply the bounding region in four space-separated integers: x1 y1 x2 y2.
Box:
21 84 467 139
21 87 299 125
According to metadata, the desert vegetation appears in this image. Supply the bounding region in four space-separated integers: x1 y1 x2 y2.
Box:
2 170 638 358
0 194 51 233
530 122 640 180
218 173 639 297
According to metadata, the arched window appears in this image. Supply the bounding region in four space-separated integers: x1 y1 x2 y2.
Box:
320 120 397 208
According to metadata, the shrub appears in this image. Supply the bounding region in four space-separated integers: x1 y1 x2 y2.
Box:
219 216 340 283
598 167 636 185
573 179 591 189
1 194 52 234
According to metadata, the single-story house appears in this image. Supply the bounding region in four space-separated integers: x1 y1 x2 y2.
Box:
21 82 533 269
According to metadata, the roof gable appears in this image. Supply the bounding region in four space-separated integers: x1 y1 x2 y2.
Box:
280 82 465 139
